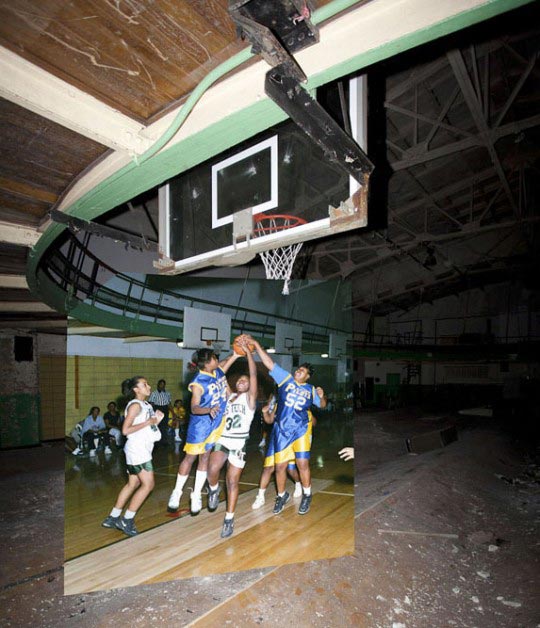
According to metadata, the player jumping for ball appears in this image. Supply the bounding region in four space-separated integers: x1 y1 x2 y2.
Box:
246 335 326 515
167 348 239 515
206 335 258 538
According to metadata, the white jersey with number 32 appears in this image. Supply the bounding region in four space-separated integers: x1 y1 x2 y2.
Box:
217 392 255 451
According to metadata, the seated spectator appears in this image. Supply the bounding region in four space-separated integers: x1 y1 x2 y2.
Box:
72 406 112 457
169 399 187 442
68 419 85 450
104 401 124 447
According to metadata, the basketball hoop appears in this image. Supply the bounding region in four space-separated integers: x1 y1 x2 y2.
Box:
253 213 307 295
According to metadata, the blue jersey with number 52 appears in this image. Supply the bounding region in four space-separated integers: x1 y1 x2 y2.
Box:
270 363 320 427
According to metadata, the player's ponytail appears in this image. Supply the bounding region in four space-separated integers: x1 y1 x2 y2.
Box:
122 376 144 400
192 348 216 371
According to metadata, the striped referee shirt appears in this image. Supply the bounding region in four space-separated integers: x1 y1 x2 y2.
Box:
148 390 172 407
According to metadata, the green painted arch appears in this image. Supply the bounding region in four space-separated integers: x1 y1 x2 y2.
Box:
27 0 533 327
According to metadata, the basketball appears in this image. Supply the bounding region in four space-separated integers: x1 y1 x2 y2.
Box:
232 335 255 356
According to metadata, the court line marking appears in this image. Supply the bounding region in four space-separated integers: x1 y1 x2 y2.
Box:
185 567 280 628
152 475 353 497
355 491 395 519
318 490 354 497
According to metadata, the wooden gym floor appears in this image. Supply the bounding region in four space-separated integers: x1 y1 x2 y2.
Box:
64 416 354 594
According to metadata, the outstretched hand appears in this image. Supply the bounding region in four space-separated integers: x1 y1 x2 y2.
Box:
338 447 354 461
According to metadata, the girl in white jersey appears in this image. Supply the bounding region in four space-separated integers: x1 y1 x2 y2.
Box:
101 376 164 536
206 336 257 538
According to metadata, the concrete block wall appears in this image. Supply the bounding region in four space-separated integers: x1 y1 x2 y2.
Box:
64 356 184 434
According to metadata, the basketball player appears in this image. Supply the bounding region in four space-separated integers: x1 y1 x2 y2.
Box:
206 336 257 538
167 348 239 515
247 336 326 515
252 402 315 509
101 376 164 536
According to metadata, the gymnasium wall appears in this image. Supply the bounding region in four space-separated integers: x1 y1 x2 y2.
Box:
64 356 184 433
0 332 40 448
38 333 67 441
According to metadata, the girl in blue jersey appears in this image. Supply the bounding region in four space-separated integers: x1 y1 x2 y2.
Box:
247 336 326 516
167 347 239 515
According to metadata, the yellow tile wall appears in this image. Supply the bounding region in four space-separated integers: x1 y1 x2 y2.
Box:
39 355 67 440
65 356 184 433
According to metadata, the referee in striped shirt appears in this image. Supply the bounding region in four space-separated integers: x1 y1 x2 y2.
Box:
148 379 172 443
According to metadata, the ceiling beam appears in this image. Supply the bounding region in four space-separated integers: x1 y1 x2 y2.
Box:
385 102 472 139
0 45 155 155
0 177 58 204
0 301 55 312
0 220 40 246
391 112 540 170
0 319 67 330
0 275 28 289
67 325 123 335
311 216 540 280
493 50 539 128
447 49 519 216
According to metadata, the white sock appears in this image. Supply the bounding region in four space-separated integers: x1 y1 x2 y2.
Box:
295 481 301 490
174 474 188 493
193 470 207 495
209 483 219 491
303 486 312 496
225 512 234 520
258 488 266 497
174 428 180 437
124 510 136 519
278 492 285 497
110 507 122 518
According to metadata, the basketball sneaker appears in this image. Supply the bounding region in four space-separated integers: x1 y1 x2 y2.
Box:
252 493 265 510
167 489 182 512
116 517 138 536
221 517 234 538
207 486 220 512
273 491 290 515
190 492 202 515
101 515 119 529
293 482 302 498
298 493 312 515
71 447 82 456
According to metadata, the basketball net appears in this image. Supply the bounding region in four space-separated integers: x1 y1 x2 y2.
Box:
254 214 307 295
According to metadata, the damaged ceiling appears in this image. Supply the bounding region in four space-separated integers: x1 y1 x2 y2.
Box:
0 0 538 333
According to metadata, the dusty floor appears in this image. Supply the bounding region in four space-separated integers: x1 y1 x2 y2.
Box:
1 410 539 627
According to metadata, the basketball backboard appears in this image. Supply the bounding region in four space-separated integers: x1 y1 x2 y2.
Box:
329 332 348 359
182 306 231 351
275 321 302 355
157 76 368 275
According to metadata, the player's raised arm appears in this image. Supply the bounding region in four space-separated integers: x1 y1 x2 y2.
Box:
316 386 327 409
237 337 258 410
219 350 240 374
246 335 275 372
